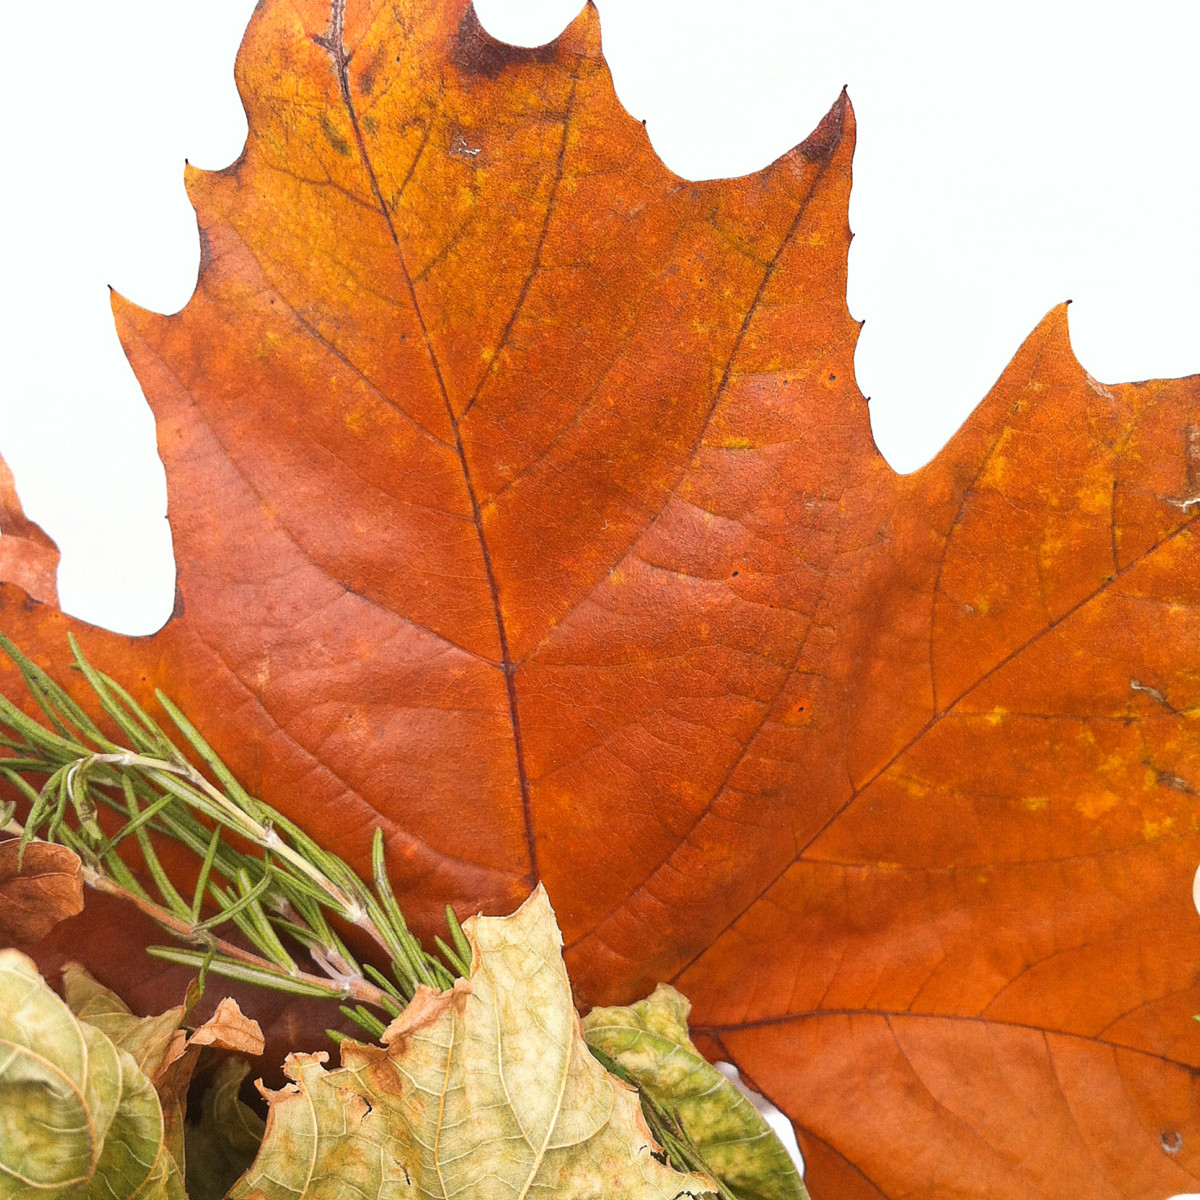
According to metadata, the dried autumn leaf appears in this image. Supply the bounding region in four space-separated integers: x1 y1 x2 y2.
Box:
0 839 83 944
0 949 186 1200
233 886 714 1200
0 0 1197 1195
62 963 264 1067
187 996 267 1056
62 959 188 1078
584 984 807 1200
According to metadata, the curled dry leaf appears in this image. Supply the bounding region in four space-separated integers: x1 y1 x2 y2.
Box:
0 949 186 1200
188 996 267 1056
62 963 264 1070
584 984 807 1200
62 959 189 1079
0 0 1197 1194
0 839 84 944
234 887 715 1200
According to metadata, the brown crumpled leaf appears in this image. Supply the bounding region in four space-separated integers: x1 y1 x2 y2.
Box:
0 838 83 944
0 1 1197 1195
187 996 267 1056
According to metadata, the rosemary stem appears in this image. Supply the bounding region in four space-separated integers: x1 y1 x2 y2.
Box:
98 744 403 960
79 747 344 911
11 799 388 1008
80 865 389 1008
140 751 399 960
0 638 450 1022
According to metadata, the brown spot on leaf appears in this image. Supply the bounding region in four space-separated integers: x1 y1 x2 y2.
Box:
452 6 558 78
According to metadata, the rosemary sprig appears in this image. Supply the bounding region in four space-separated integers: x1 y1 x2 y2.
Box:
0 633 464 1033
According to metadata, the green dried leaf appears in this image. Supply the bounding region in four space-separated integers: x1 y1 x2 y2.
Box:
232 886 715 1200
232 1051 404 1199
584 984 808 1200
59 963 265 1177
0 949 185 1200
183 1057 265 1200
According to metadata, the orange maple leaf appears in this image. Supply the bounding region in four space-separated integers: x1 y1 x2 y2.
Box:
3 2 1199 1195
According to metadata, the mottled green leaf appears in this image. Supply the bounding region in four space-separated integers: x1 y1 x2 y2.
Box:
0 949 185 1200
233 886 715 1200
584 984 808 1200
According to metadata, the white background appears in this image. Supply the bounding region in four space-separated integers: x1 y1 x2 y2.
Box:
1 0 1197 1186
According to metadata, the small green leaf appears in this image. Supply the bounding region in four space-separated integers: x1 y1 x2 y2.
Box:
0 949 185 1200
584 984 808 1200
183 1057 265 1200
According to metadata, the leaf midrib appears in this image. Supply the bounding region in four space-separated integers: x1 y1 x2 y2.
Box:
318 0 540 885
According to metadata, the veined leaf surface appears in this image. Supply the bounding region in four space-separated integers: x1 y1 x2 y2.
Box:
0 949 185 1200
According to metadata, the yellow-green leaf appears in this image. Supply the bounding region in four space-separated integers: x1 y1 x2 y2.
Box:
0 949 185 1200
233 886 715 1200
62 961 186 1082
584 984 808 1200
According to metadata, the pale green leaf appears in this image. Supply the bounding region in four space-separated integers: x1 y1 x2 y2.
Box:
232 885 715 1200
58 964 263 1178
233 1050 409 1200
0 949 185 1200
583 984 808 1200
